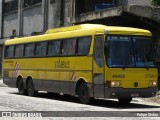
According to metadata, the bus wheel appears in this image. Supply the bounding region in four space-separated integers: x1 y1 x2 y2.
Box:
78 82 90 104
118 98 132 104
26 79 38 97
17 78 26 95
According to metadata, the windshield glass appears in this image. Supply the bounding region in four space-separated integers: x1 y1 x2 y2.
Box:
105 36 155 68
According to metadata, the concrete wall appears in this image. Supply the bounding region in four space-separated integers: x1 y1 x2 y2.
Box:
128 0 151 6
3 12 18 37
23 5 43 36
48 0 61 29
64 0 72 26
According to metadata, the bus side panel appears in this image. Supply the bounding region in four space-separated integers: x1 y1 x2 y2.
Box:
34 58 60 92
59 56 93 95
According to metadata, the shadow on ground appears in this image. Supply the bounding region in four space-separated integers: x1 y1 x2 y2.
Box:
11 91 160 109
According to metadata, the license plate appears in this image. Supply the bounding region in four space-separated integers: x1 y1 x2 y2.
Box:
131 93 139 97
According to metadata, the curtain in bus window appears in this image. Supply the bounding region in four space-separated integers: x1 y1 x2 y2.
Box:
62 39 76 55
25 43 35 57
15 45 23 57
78 37 91 55
48 41 60 56
35 42 47 56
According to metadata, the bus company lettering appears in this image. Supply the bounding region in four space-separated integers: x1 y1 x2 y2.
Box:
54 61 70 68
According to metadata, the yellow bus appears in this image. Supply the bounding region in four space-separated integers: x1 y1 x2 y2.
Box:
3 24 158 104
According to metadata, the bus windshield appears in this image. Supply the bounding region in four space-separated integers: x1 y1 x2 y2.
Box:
105 36 155 68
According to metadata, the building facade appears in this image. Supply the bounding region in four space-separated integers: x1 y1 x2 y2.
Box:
0 0 152 39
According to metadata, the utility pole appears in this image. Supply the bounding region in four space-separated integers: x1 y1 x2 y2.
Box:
0 0 3 39
18 0 24 36
42 0 49 32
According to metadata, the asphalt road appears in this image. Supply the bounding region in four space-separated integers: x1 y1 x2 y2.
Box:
0 82 160 120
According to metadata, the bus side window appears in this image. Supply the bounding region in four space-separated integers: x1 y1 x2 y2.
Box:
5 46 14 58
62 38 76 55
77 36 91 55
24 43 35 57
5 46 9 58
15 45 24 57
48 40 60 56
35 42 47 56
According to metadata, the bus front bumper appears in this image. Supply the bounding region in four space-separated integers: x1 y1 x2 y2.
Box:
105 87 158 98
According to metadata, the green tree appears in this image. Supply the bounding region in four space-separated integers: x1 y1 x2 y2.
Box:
151 0 160 6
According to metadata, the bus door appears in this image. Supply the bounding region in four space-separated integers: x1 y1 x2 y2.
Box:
93 35 105 98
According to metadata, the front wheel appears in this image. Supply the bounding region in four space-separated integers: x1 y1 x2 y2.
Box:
78 82 90 104
26 78 38 97
118 98 132 104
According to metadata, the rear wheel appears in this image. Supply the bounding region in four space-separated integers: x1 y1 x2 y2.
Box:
26 78 38 97
17 78 26 95
118 98 132 104
78 82 90 104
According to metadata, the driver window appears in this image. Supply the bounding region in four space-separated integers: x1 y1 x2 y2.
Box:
94 36 104 67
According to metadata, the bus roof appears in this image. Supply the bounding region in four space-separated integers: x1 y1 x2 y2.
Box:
5 24 151 45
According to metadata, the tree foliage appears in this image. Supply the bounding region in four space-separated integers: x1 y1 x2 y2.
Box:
151 0 160 6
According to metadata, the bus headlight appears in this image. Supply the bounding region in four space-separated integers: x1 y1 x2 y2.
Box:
149 81 157 87
111 82 115 87
107 81 121 87
116 81 121 87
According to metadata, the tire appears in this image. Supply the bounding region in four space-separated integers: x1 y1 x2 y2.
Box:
26 78 38 97
78 82 90 104
17 78 27 95
118 98 132 104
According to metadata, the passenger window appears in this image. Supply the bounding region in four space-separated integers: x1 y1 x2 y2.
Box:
62 38 76 55
24 43 35 57
15 45 24 57
5 46 14 58
94 36 104 67
35 42 47 56
77 37 91 55
48 41 60 56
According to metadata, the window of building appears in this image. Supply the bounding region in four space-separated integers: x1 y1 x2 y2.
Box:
77 37 91 55
4 0 18 14
15 45 24 57
48 41 61 56
24 43 35 57
75 0 114 15
23 0 42 8
62 39 77 55
5 46 15 58
35 42 47 56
